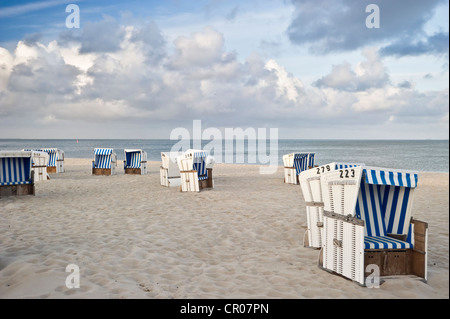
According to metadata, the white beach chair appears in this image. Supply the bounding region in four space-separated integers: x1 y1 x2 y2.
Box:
30 151 50 182
283 152 315 184
299 162 364 249
0 151 35 197
92 148 117 175
177 149 214 192
123 149 147 175
160 151 183 187
318 166 428 285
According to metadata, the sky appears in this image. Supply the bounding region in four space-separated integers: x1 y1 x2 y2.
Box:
0 0 448 139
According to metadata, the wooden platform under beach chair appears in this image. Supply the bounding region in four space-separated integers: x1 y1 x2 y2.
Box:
283 152 315 184
318 166 428 285
123 149 147 175
177 149 214 192
160 151 183 187
92 148 117 176
0 151 35 197
299 162 364 249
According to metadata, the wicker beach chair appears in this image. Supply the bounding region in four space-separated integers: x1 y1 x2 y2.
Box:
319 166 427 285
299 162 364 249
177 149 214 192
92 148 117 175
123 149 147 175
0 151 35 197
283 152 315 184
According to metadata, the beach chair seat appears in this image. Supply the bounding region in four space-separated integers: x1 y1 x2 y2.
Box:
299 162 364 249
283 152 315 184
177 149 214 192
123 149 147 175
92 148 117 175
319 166 427 285
0 151 35 197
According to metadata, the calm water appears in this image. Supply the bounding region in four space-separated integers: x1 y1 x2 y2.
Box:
0 139 448 172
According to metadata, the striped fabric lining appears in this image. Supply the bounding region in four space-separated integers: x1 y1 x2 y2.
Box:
364 236 412 249
293 153 314 175
355 168 418 249
39 149 57 167
363 168 418 188
193 152 208 179
356 182 386 237
334 163 363 169
94 149 114 169
125 151 141 168
0 157 32 185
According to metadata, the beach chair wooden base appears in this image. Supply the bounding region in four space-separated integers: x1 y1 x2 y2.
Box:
180 168 213 192
319 214 428 285
125 168 142 175
47 166 57 174
0 184 35 197
92 168 112 176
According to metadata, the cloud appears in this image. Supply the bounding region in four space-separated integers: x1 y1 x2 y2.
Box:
0 24 448 139
314 48 390 91
379 31 449 57
286 0 448 56
78 16 126 54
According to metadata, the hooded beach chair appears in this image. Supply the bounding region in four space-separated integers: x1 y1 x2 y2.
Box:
319 166 428 285
177 149 214 192
299 162 364 249
92 148 117 175
160 151 183 187
0 151 35 197
123 149 147 175
38 148 65 173
283 152 315 184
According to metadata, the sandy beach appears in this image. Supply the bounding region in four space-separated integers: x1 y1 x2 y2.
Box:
0 158 448 299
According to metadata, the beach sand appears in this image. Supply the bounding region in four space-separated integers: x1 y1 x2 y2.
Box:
0 158 448 299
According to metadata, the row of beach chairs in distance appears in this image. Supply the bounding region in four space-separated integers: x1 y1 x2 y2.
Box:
0 149 428 286
91 148 215 192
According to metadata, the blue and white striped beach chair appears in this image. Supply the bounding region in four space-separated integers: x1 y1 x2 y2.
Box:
177 149 214 192
0 151 35 196
319 166 427 285
283 152 315 184
299 162 364 249
92 148 117 175
123 149 147 175
38 148 65 173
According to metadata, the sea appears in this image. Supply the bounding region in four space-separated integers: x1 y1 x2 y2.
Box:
0 139 448 173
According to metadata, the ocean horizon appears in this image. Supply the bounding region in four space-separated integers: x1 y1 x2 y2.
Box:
0 138 448 173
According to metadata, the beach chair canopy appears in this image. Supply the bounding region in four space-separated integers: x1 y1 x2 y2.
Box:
124 149 147 168
94 148 115 169
0 151 33 185
283 152 315 175
322 166 418 250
